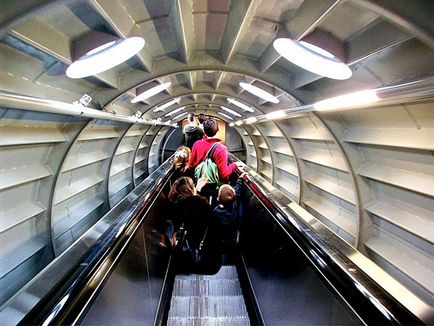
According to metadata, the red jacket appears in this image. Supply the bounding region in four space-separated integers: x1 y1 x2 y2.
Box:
189 138 237 181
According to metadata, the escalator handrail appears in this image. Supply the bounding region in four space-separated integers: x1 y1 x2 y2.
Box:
18 159 174 325
230 155 431 325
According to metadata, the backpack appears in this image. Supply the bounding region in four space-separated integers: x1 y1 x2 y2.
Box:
194 142 221 185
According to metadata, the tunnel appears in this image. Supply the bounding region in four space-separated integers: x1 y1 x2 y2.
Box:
0 0 433 325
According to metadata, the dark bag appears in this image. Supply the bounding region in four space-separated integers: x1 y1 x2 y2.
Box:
174 223 209 267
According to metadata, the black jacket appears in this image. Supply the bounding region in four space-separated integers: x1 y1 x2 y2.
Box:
183 124 204 149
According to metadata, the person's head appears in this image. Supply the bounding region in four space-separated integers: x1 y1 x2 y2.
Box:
198 113 206 125
168 176 196 202
217 184 236 208
172 146 190 172
187 113 195 124
203 118 219 137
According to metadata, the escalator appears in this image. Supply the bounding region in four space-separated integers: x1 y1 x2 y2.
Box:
167 265 249 325
1 157 431 325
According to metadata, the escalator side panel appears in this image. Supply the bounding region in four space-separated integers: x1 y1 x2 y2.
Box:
82 192 171 325
240 197 362 325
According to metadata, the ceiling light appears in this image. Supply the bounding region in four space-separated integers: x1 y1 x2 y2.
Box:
299 41 335 59
239 82 279 103
173 112 188 120
227 98 254 112
132 82 171 103
235 120 243 126
273 35 352 80
264 110 286 120
245 117 257 124
153 98 180 112
165 106 184 117
229 123 235 127
66 37 145 78
220 106 241 117
218 112 233 120
313 90 379 111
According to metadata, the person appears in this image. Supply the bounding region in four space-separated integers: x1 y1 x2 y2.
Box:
167 176 221 274
189 118 239 203
183 113 204 149
197 113 206 131
213 175 245 251
171 145 194 180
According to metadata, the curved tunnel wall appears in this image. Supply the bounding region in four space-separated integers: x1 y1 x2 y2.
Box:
0 98 433 307
0 0 433 314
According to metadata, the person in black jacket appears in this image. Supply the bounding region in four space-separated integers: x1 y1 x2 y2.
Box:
213 174 246 251
183 113 204 149
168 176 221 274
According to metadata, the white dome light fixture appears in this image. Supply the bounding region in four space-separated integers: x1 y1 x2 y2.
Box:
265 110 286 120
173 112 188 120
273 29 352 80
132 82 171 103
227 98 254 112
313 90 379 111
165 106 185 117
245 117 257 124
153 98 180 112
239 82 279 103
218 112 233 120
220 106 241 117
66 34 145 79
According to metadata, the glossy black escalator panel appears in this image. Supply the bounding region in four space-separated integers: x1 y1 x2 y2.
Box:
238 196 362 326
81 192 171 326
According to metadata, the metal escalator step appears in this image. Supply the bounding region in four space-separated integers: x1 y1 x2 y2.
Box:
172 279 243 296
167 316 250 326
168 295 249 319
175 266 238 281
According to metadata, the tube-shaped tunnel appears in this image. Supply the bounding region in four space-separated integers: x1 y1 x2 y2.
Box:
0 0 433 324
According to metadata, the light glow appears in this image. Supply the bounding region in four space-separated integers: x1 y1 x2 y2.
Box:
273 38 352 80
245 117 257 124
220 106 241 117
235 120 243 126
227 98 254 112
153 98 180 112
132 82 171 103
264 110 286 120
173 112 188 120
299 41 335 59
218 112 233 120
313 90 379 111
66 37 145 78
165 106 184 117
229 123 235 127
239 82 279 103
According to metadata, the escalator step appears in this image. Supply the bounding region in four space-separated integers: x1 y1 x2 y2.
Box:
175 266 238 281
168 295 249 318
167 316 250 326
172 279 242 296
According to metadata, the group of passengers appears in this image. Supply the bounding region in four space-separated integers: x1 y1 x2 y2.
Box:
166 114 246 274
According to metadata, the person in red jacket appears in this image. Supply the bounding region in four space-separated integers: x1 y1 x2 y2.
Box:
189 117 237 182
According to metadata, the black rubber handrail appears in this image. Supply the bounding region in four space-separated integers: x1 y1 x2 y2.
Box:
19 160 174 325
229 155 427 325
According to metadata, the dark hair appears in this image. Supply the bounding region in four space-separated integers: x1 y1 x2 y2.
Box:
218 184 236 208
168 176 196 202
203 118 218 137
187 113 195 123
198 113 206 124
